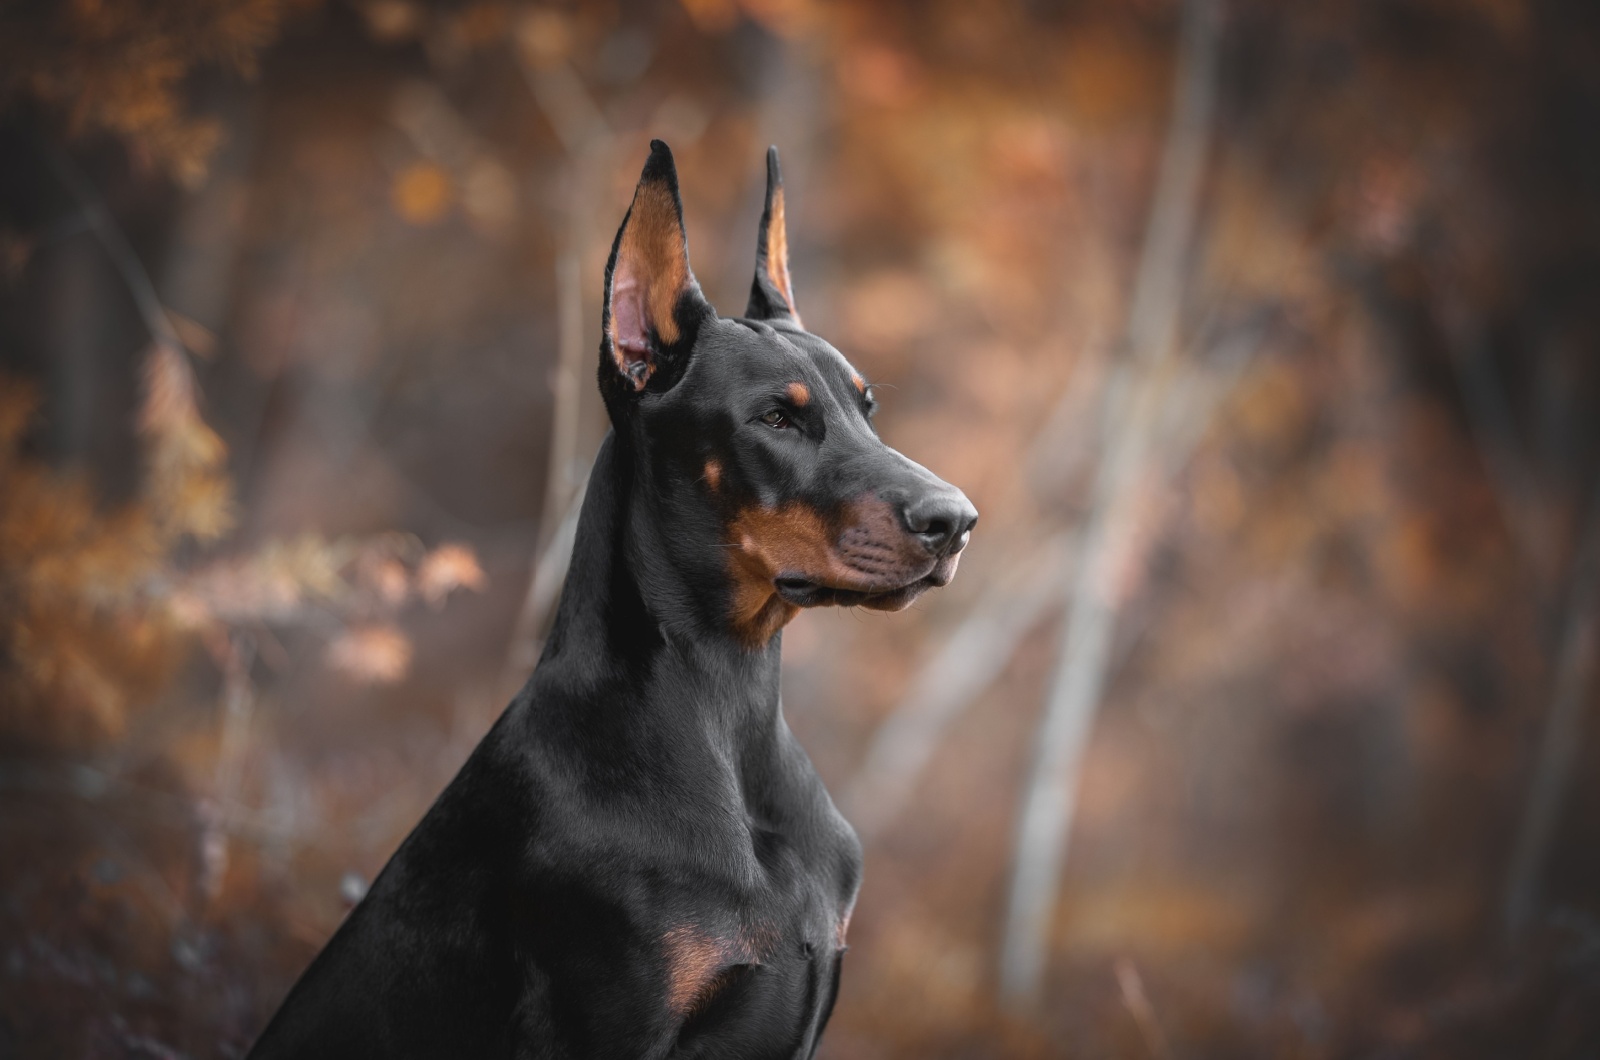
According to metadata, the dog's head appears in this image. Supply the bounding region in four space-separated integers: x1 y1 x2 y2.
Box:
599 141 976 648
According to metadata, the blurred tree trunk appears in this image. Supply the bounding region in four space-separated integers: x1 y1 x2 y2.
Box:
999 0 1223 1009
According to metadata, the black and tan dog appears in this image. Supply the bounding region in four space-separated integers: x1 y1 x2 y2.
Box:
248 141 977 1059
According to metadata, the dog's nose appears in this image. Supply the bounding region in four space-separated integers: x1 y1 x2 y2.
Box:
903 490 978 556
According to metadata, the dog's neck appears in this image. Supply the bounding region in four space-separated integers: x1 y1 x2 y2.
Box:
538 430 783 711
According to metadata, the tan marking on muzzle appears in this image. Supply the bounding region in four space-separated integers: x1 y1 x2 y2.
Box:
726 503 841 646
724 497 934 646
851 372 866 393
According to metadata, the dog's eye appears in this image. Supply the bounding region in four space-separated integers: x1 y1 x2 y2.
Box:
760 409 791 429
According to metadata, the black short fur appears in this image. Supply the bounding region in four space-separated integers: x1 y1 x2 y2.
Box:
247 142 976 1060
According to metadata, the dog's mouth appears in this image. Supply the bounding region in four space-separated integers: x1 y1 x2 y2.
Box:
772 551 963 613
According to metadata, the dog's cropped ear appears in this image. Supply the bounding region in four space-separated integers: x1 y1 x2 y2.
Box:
744 146 801 326
602 140 710 399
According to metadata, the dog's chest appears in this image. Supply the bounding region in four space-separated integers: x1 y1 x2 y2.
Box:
646 804 856 1039
508 684 861 1049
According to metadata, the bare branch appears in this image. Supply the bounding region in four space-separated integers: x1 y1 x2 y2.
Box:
501 479 588 696
845 533 1074 840
1505 469 1600 937
500 54 613 697
501 251 590 695
1434 298 1597 939
1115 957 1175 1060
846 326 1257 848
1439 304 1552 582
518 60 611 158
999 0 1224 1008
199 633 255 909
46 149 193 359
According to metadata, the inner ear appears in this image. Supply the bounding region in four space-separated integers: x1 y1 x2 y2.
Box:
745 146 801 326
605 140 702 391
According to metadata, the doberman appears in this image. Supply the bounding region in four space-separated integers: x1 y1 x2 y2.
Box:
248 141 977 1059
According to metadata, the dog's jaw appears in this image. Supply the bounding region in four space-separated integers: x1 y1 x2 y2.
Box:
772 547 963 613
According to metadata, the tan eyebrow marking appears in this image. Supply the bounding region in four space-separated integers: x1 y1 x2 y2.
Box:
703 459 721 491
786 381 810 407
851 372 866 394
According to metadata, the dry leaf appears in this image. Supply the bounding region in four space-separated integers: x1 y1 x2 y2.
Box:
417 543 486 605
138 342 199 436
391 161 453 226
327 624 412 684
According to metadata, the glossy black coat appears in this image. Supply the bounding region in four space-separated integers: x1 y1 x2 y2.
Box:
247 426 863 1059
248 141 973 1059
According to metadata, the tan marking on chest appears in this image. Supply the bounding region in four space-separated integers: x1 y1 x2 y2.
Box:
662 926 728 1016
661 922 777 1016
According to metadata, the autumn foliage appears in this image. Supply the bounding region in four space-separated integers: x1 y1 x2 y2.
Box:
3 0 1600 1057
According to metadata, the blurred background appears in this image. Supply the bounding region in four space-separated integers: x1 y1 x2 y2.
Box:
3 0 1600 1055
